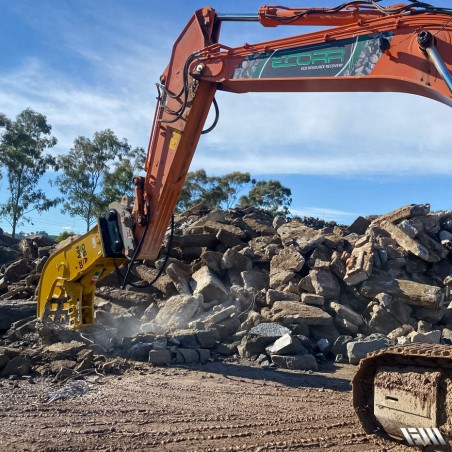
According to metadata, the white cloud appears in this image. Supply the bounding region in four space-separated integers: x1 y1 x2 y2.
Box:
194 91 451 175
290 206 358 223
1 1 450 178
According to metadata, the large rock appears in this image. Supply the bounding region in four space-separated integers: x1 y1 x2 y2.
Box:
267 289 299 306
166 263 192 295
239 323 290 356
310 270 340 299
301 293 325 306
269 301 333 326
344 239 373 286
329 302 363 326
191 266 229 302
2 259 33 284
0 246 20 266
360 275 443 309
371 204 430 225
271 247 305 272
221 249 252 272
367 304 401 335
200 250 224 275
43 341 87 360
410 330 441 344
0 301 36 331
265 333 307 356
145 295 200 334
241 271 268 291
276 222 324 252
379 221 441 263
347 334 393 364
271 354 318 370
269 247 305 289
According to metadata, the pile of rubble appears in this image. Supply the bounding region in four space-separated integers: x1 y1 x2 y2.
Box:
2 203 452 379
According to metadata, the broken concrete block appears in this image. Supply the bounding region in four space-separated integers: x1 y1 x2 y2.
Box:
0 301 36 331
329 302 363 326
271 354 318 370
310 270 340 299
240 323 291 356
277 222 323 252
387 324 414 340
347 334 393 364
152 294 200 332
166 263 192 295
271 247 305 272
334 315 359 334
241 271 268 291
372 204 430 226
379 221 440 263
128 343 154 361
0 355 31 377
441 328 452 344
266 289 299 306
410 330 441 344
360 275 443 309
347 216 371 235
301 293 325 306
191 266 229 302
368 308 400 335
269 301 333 326
201 305 238 326
265 333 307 356
317 338 330 353
148 349 173 365
344 240 373 286
43 341 87 360
221 249 252 272
195 329 221 349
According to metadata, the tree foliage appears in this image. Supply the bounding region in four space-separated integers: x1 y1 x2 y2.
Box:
100 146 146 208
55 129 130 232
55 230 75 243
177 169 291 215
239 179 292 214
0 109 58 238
177 170 254 211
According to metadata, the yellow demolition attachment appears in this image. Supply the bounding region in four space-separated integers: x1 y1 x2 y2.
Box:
37 225 127 329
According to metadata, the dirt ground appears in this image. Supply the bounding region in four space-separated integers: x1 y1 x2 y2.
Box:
0 361 414 451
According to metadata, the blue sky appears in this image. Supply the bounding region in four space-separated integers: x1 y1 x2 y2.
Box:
0 0 451 235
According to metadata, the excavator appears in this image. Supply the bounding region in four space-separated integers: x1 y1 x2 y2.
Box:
37 0 452 446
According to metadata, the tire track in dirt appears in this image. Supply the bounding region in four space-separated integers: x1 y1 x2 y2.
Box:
0 363 411 451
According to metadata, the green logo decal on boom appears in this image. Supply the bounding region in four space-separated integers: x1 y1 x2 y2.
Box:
232 32 393 80
272 49 345 69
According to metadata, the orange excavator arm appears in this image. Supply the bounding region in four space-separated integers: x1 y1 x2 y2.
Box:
133 2 452 261
37 2 452 329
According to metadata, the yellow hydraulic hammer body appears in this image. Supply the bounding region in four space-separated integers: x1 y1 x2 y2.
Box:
37 212 130 329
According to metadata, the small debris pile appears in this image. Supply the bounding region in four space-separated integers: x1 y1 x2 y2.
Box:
2 203 452 378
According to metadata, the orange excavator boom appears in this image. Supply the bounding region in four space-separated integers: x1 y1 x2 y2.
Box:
133 2 452 262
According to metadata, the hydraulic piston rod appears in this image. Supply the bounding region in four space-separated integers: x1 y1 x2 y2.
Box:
418 30 452 96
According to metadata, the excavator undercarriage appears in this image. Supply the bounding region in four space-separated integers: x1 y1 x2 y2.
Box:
354 343 452 447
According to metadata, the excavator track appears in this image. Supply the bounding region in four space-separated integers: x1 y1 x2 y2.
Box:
353 343 452 447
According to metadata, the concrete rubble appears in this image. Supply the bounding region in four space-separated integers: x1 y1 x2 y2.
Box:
2 202 452 379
